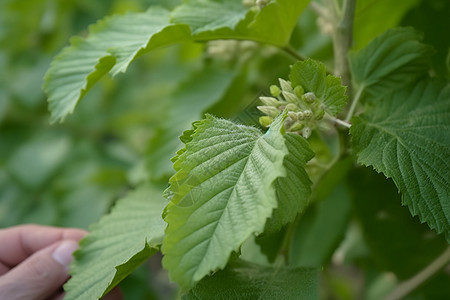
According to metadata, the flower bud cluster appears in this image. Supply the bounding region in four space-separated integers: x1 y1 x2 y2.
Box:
257 79 325 138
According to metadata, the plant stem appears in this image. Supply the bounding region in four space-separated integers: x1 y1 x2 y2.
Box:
281 45 307 62
333 0 356 92
383 246 450 300
309 2 328 20
344 84 364 122
324 113 351 128
279 216 299 264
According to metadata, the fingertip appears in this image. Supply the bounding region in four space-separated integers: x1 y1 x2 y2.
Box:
52 240 79 269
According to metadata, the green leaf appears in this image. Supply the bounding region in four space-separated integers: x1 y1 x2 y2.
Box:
170 0 247 34
289 58 348 116
290 159 353 268
147 65 237 179
162 113 313 288
353 0 420 50
350 80 450 241
182 260 318 299
64 185 167 300
43 7 190 123
44 0 308 123
264 133 314 233
171 0 310 46
349 27 434 96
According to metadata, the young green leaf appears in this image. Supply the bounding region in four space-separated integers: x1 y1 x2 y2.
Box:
290 158 353 268
171 0 310 46
264 133 314 234
353 0 420 50
349 27 434 97
289 59 348 116
43 7 190 123
182 260 318 299
64 185 167 300
147 66 237 179
350 80 450 241
170 0 248 34
162 113 313 288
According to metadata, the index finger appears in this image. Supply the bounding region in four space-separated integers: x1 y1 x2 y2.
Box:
0 224 87 268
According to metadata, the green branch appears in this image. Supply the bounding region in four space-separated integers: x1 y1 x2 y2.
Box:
333 0 356 92
383 246 450 300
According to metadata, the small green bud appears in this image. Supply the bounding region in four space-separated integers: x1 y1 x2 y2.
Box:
287 111 298 121
257 105 280 117
303 92 316 102
259 115 273 127
289 121 304 131
294 85 304 98
303 110 313 119
302 127 312 138
259 96 279 106
285 103 298 112
269 85 281 97
297 111 305 120
279 78 293 93
282 91 299 104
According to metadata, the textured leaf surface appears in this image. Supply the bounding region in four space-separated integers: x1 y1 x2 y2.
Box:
64 185 167 300
349 27 434 96
162 113 313 288
147 66 237 179
170 0 247 34
351 80 450 240
264 133 314 233
290 59 347 116
183 260 318 299
290 159 353 268
44 0 307 123
170 0 309 46
43 7 189 123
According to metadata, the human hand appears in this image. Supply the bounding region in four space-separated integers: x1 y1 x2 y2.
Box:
0 224 122 300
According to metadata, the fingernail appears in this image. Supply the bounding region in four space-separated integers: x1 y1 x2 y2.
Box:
52 241 79 267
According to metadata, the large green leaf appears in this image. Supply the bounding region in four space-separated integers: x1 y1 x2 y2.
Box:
43 7 190 123
171 0 310 46
64 185 167 300
170 0 247 34
147 65 237 179
353 0 420 50
182 260 318 299
290 158 353 268
349 27 434 97
289 59 348 116
44 0 308 123
162 113 313 288
350 80 450 241
264 133 314 233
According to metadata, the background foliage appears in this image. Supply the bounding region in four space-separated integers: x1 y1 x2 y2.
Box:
1 0 449 299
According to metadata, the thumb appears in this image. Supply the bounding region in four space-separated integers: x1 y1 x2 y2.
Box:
0 240 79 300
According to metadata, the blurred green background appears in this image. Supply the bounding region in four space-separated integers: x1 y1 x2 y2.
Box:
1 0 449 299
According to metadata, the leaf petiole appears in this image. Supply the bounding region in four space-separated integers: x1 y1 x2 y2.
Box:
345 84 365 122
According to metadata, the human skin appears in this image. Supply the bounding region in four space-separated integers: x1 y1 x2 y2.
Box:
0 224 122 300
